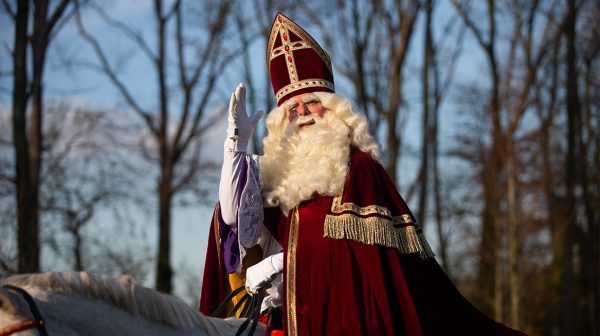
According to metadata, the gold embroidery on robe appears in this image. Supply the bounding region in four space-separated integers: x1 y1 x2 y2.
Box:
286 207 300 335
324 201 435 258
331 194 392 217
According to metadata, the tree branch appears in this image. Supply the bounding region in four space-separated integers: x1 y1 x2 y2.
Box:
87 0 157 62
0 0 15 19
75 3 156 135
164 0 178 20
172 0 234 161
0 257 16 273
508 0 566 134
44 0 71 41
451 0 490 51
0 172 16 184
171 0 192 155
175 0 187 87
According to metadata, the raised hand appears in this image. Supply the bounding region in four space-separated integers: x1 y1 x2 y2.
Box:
226 83 264 152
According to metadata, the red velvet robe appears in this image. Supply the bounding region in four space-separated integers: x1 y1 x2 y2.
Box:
201 149 527 335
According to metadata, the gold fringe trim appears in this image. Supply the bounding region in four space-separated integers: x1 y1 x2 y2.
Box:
324 214 435 259
330 195 391 217
393 214 414 224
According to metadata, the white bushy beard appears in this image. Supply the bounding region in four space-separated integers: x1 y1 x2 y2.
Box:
260 112 351 214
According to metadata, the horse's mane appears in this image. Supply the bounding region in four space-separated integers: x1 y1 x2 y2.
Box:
2 272 211 330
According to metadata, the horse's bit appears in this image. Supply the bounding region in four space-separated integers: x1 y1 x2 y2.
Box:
0 285 49 336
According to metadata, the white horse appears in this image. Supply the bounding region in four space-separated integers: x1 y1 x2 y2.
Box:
0 272 263 335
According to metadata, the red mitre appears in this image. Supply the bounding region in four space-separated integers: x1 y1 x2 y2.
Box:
267 12 335 106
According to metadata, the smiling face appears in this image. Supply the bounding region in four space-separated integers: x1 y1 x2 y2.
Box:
283 93 326 127
261 104 351 213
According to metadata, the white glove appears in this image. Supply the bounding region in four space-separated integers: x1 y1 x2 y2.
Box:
245 252 284 294
261 274 283 313
226 83 264 152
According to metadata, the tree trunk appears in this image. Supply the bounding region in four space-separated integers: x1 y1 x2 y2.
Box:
490 121 504 325
71 219 84 271
13 0 71 274
505 139 519 329
384 0 419 184
385 103 401 183
562 0 580 333
483 75 504 324
476 161 499 317
432 139 447 270
156 164 174 293
466 0 504 320
13 0 41 274
489 131 504 324
74 232 84 271
580 46 599 336
416 0 433 228
153 0 174 294
27 0 50 273
542 116 563 335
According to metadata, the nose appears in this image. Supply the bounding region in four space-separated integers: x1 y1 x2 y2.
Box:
297 103 309 116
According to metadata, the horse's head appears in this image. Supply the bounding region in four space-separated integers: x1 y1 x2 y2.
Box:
0 286 25 319
0 285 42 335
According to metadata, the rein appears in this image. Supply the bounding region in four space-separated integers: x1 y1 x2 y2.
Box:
212 286 265 336
0 285 49 336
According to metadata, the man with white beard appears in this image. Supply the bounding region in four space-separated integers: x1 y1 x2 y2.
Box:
200 12 527 336
260 91 379 215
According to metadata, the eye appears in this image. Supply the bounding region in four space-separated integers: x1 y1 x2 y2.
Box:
306 99 320 106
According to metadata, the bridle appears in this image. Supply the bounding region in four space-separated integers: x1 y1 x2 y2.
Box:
0 285 49 336
212 285 265 336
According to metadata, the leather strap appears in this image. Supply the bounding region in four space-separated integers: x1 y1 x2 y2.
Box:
1 285 49 336
211 285 265 336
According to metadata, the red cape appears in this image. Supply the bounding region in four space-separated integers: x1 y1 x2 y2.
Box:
200 149 527 335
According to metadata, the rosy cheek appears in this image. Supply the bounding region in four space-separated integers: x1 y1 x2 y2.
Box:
315 106 325 117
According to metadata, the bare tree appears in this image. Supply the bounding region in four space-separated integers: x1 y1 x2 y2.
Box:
306 0 421 183
451 0 508 320
1 0 148 278
305 0 382 130
39 104 137 271
0 106 16 273
3 0 74 273
532 12 563 335
229 0 300 154
577 4 600 334
0 94 149 275
416 0 464 274
562 0 580 333
452 0 567 328
75 0 236 293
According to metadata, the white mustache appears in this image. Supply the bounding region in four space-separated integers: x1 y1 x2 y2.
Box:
283 114 327 138
292 115 316 126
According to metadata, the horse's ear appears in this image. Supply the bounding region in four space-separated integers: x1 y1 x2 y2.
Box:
119 275 136 289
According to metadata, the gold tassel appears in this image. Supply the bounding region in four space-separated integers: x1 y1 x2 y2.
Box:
323 214 435 258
